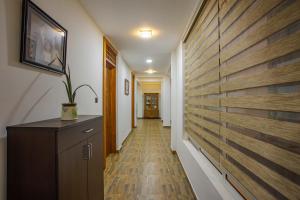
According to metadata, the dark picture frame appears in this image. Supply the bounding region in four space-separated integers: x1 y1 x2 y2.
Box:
20 0 68 74
125 79 129 95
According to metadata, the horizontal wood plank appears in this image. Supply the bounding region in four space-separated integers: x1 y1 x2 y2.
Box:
188 97 220 107
221 127 300 175
221 1 300 62
221 142 300 200
221 157 276 200
188 114 220 134
220 0 282 48
221 93 300 112
188 83 219 96
221 112 300 143
190 67 219 87
188 127 220 163
220 0 254 34
190 108 220 121
186 13 219 61
186 0 218 49
188 121 220 147
189 41 219 73
187 30 219 69
221 31 300 77
190 53 219 81
219 0 237 20
221 62 300 91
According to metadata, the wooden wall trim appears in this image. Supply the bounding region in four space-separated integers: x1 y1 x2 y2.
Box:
102 37 117 166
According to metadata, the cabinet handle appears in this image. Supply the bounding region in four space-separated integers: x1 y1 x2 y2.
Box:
83 128 94 133
82 144 89 160
88 143 93 159
83 144 93 160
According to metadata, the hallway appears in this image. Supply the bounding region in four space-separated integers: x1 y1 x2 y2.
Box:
104 120 196 200
2 0 300 199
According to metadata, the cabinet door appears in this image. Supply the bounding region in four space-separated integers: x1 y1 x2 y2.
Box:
144 93 159 118
59 140 88 200
88 132 104 200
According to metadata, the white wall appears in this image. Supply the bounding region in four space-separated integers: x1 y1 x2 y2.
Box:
0 0 104 199
116 55 132 150
171 43 242 200
171 51 178 150
158 86 165 121
137 83 143 118
134 77 137 126
161 77 171 127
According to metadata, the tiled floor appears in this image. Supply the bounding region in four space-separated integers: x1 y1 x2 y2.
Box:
104 119 196 200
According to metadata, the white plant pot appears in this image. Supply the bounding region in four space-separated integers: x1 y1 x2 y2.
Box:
61 103 78 121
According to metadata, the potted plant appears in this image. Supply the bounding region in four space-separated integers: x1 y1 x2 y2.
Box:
60 59 98 120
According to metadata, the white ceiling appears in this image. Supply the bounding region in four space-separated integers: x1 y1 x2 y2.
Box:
80 0 199 74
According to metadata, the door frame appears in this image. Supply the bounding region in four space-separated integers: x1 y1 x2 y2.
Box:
102 37 117 167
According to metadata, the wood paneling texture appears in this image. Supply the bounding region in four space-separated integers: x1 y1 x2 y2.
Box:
184 0 300 199
184 0 221 170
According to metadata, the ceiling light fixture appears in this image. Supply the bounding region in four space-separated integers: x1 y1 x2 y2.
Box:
139 29 152 39
146 59 153 63
145 69 157 74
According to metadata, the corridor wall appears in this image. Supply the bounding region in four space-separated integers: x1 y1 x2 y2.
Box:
184 0 300 199
116 55 132 150
137 83 144 118
162 77 171 127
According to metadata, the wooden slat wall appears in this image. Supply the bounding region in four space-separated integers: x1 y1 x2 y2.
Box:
184 0 300 199
184 0 221 169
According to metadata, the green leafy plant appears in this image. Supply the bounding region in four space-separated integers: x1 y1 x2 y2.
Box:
58 57 98 104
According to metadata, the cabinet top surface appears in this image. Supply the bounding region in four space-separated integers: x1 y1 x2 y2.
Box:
7 115 102 129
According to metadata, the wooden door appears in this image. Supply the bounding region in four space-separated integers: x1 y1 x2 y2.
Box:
103 37 117 165
88 133 104 200
144 93 159 118
59 141 88 200
104 64 116 156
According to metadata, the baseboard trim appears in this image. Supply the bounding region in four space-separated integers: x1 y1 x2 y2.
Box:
177 140 243 200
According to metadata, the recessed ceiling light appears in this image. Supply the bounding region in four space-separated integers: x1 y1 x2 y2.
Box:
139 29 152 39
145 69 157 74
146 59 153 63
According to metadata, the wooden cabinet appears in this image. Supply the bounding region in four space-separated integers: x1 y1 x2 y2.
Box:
7 116 103 200
144 93 159 118
87 133 103 200
59 140 88 200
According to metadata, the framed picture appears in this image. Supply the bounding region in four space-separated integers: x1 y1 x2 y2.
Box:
125 79 129 95
20 0 68 74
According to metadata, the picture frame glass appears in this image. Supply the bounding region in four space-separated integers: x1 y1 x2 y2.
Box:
22 1 67 74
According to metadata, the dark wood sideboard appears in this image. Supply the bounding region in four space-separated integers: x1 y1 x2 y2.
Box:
7 115 103 200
